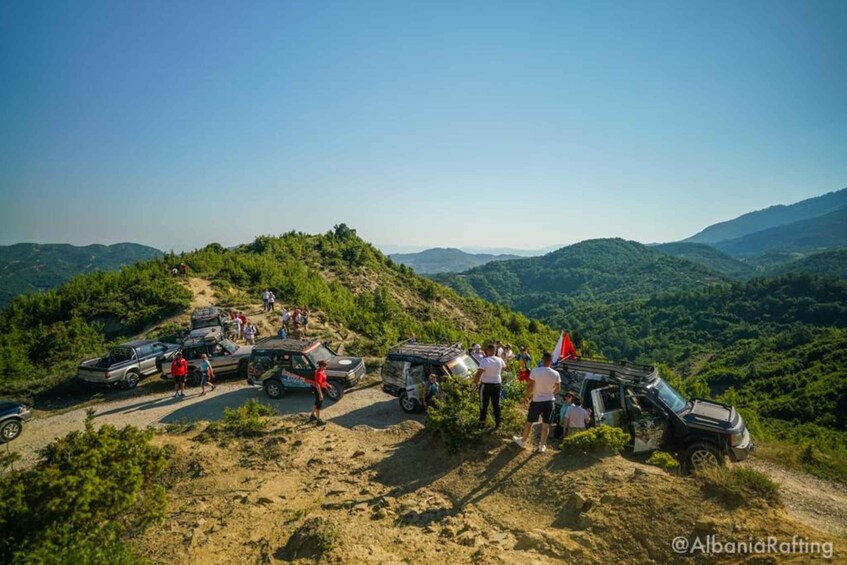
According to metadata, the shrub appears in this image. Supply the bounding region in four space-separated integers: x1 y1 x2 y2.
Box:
0 412 167 563
426 378 484 452
696 466 781 508
208 399 277 437
646 450 680 471
559 426 630 454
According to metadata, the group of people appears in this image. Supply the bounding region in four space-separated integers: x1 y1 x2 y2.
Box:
261 290 277 312
229 310 258 345
470 341 535 382
278 306 310 339
471 343 591 453
169 350 217 399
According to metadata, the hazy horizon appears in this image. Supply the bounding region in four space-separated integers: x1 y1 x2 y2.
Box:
2 1 846 252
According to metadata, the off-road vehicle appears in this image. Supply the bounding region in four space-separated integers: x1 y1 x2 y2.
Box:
381 341 479 413
76 340 179 389
247 338 365 401
0 401 31 443
189 307 230 339
555 358 755 471
161 334 252 385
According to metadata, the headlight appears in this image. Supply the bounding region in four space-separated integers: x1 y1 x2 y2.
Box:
730 431 744 446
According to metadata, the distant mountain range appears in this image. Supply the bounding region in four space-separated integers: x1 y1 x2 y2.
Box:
389 248 521 274
685 187 847 244
652 242 755 279
0 243 163 307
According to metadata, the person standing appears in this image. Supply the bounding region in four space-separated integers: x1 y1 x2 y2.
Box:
170 351 188 398
232 314 244 342
515 346 533 382
513 352 560 452
268 291 276 312
563 394 591 436
238 311 248 338
199 353 216 395
424 374 440 411
470 344 484 364
309 360 328 426
281 307 291 330
262 289 270 312
473 344 506 431
244 323 256 345
495 341 504 359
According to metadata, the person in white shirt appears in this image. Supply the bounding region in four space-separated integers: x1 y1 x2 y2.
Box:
281 308 291 330
232 315 243 341
268 291 276 312
564 394 592 436
470 344 484 364
473 344 506 430
244 323 256 345
262 290 270 312
513 352 560 452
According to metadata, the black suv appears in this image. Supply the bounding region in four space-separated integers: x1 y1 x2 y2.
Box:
381 341 479 413
555 358 755 471
247 338 366 401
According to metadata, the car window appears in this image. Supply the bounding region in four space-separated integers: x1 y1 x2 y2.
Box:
137 345 154 357
446 355 478 378
221 339 239 355
154 343 168 353
291 354 312 370
211 343 225 356
110 347 135 363
382 360 406 386
306 345 333 365
405 363 426 385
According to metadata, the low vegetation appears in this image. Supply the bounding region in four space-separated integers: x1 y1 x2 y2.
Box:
559 426 630 454
696 466 781 508
646 450 681 471
426 378 485 452
0 411 167 564
205 399 277 437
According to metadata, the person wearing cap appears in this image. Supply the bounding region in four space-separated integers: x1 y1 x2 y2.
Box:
170 351 188 398
309 360 329 426
513 352 560 452
470 344 484 364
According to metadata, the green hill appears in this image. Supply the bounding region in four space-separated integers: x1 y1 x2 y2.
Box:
653 242 755 279
389 247 520 274
0 242 162 308
714 206 847 257
434 238 729 320
767 248 847 280
685 187 847 244
0 226 556 396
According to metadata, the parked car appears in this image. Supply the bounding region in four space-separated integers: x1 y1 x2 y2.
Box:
76 340 179 389
554 358 755 471
163 334 253 385
189 307 230 340
0 401 31 443
248 338 365 400
381 341 479 413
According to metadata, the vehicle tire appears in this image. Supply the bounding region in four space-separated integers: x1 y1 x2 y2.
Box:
325 380 345 402
0 419 23 442
684 442 724 473
121 371 140 390
264 379 285 399
399 392 420 414
187 369 201 387
238 360 248 379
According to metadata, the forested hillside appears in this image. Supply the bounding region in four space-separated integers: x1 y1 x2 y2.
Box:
389 247 520 274
713 206 847 257
767 248 847 280
653 242 755 279
0 242 162 308
685 187 847 244
434 238 729 320
0 226 555 396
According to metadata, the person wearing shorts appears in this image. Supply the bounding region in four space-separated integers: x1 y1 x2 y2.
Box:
515 346 532 382
513 352 560 453
309 360 328 426
199 353 216 396
170 351 188 398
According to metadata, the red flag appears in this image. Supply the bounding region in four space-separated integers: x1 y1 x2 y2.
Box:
561 332 578 360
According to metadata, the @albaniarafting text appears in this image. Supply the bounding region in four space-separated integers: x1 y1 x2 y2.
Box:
671 535 834 559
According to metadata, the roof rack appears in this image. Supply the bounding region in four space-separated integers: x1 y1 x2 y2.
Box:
387 340 466 363
555 357 658 385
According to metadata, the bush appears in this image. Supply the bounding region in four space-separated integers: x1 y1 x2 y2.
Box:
559 426 630 454
426 378 484 452
646 450 680 471
208 399 277 437
0 411 167 563
696 466 781 508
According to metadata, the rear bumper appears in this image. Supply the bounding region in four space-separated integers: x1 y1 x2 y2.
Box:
730 428 755 462
77 372 123 385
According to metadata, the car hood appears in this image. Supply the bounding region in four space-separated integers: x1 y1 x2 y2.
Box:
0 401 26 414
325 356 363 373
679 399 741 433
189 327 222 339
234 345 253 356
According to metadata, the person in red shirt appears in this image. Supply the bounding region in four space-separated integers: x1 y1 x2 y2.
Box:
170 351 188 399
309 360 328 426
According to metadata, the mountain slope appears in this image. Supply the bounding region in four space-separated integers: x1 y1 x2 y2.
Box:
434 238 729 320
713 206 847 257
389 247 520 274
0 242 162 307
0 227 556 396
685 187 847 244
767 248 847 280
653 242 755 279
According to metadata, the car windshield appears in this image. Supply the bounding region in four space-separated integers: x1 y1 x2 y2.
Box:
446 354 478 378
307 345 334 365
654 377 688 414
192 317 220 330
221 339 238 354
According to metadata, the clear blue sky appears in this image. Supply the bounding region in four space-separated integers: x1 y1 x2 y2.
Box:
1 0 845 253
